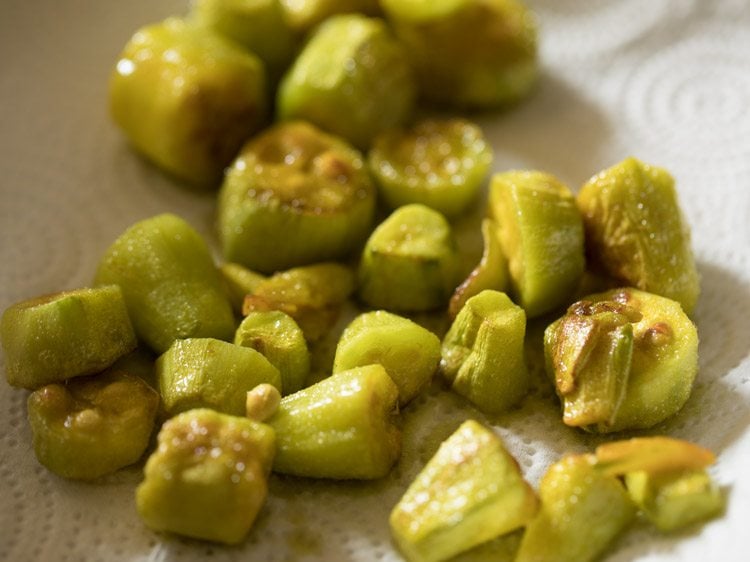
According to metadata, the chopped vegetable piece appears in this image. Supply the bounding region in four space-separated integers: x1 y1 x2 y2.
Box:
27 370 159 480
243 262 356 341
449 218 509 318
157 338 282 416
489 171 585 317
267 364 400 479
390 420 537 562
515 454 636 562
277 14 415 149
217 122 376 273
235 310 310 395
333 310 441 405
381 0 538 109
95 214 235 354
136 408 275 544
219 262 267 313
625 469 724 532
369 118 493 217
594 436 723 532
545 288 698 432
577 157 700 314
441 290 529 415
280 0 381 33
191 0 296 82
544 300 636 428
1 285 136 389
110 18 267 186
358 204 459 312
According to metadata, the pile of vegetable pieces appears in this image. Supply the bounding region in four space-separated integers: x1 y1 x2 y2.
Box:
0 1 725 561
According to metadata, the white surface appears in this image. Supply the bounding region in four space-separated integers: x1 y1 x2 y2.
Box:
1 0 749 560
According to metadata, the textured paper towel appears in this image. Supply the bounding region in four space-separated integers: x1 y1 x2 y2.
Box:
1 0 749 560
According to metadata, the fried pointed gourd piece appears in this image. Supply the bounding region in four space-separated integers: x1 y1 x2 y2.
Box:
235 310 310 395
333 310 441 406
219 262 267 313
28 370 159 480
95 214 235 354
267 364 401 479
489 171 585 318
515 454 636 562
595 437 724 532
449 218 510 318
110 18 267 186
218 122 376 273
390 420 537 562
136 408 275 545
280 0 381 33
578 157 700 314
191 0 296 83
277 14 415 149
544 299 637 429
243 262 356 342
358 204 459 312
545 288 698 432
380 0 538 109
1 285 136 389
442 290 529 415
369 118 493 218
157 338 282 416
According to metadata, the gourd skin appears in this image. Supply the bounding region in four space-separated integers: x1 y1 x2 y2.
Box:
95 214 235 354
1 285 137 389
110 18 267 186
277 14 415 149
577 157 699 314
381 0 538 109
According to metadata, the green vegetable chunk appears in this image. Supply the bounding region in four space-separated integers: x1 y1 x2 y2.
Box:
369 118 493 217
1 285 136 389
277 14 415 149
545 288 698 432
110 18 267 186
381 0 538 109
441 290 529 415
626 469 724 532
218 122 376 273
235 311 310 395
333 310 441 405
449 218 509 318
516 454 636 562
243 262 356 341
27 369 159 480
544 299 637 429
390 420 537 562
95 214 235 354
577 157 700 314
489 171 585 318
267 364 401 479
191 0 297 83
595 437 723 533
358 204 459 312
280 0 381 33
219 262 267 313
157 338 282 416
136 408 275 544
